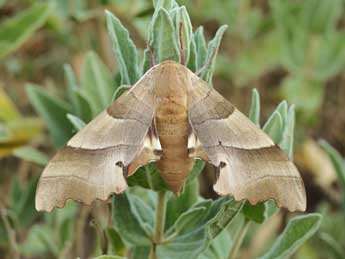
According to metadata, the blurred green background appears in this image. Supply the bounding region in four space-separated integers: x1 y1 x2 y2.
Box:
1 0 345 258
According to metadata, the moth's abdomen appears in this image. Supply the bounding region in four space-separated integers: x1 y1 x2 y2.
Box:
155 102 194 193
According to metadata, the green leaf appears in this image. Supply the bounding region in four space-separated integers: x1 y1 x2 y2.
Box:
105 227 125 255
187 36 197 71
279 105 295 159
165 160 204 229
165 179 199 229
158 198 243 258
249 88 260 126
112 193 152 246
131 246 151 259
13 146 48 166
206 199 244 239
106 11 140 85
10 176 39 228
165 159 205 229
198 214 245 259
318 232 345 259
200 25 228 83
258 213 322 259
0 3 51 58
81 51 115 114
319 140 345 192
170 6 193 64
194 26 207 70
127 163 169 192
64 64 92 122
66 114 86 131
242 202 266 224
153 0 178 10
174 207 207 234
26 84 73 148
264 200 279 218
149 8 180 63
276 100 288 125
263 111 283 143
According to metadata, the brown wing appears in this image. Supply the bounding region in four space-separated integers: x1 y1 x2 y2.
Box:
187 75 306 212
36 76 160 212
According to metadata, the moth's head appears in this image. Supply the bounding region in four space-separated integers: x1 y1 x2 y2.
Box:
150 60 192 101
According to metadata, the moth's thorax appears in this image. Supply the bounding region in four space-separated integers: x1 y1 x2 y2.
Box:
151 61 191 107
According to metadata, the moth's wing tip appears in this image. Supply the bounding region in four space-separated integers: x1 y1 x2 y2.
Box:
35 189 127 213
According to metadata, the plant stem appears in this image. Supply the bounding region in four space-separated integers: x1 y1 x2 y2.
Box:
228 219 251 259
150 191 167 259
0 208 20 259
155 191 167 243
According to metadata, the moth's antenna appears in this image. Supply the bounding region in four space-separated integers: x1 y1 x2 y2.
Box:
147 42 156 67
195 47 217 76
179 22 186 65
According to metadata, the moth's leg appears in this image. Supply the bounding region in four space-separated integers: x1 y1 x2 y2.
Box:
116 161 129 178
195 47 217 76
179 22 186 65
151 116 163 156
187 129 208 161
215 161 226 181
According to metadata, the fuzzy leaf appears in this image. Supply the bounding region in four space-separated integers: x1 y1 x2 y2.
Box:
165 177 200 229
153 0 178 10
149 8 180 63
66 114 86 131
194 27 207 70
158 198 243 258
105 227 125 256
249 88 260 126
174 207 207 234
64 64 92 122
170 6 193 64
276 101 288 126
127 163 169 192
242 202 266 224
188 36 197 71
258 213 322 259
0 3 51 58
131 247 151 259
112 193 152 246
263 111 283 143
106 11 140 85
279 105 295 159
319 140 345 192
13 146 48 166
200 25 228 83
26 84 73 148
81 51 115 114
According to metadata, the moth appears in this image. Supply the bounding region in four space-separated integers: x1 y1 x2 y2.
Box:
35 60 306 212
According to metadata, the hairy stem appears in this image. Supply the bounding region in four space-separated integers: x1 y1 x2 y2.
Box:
228 219 251 259
150 191 167 259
